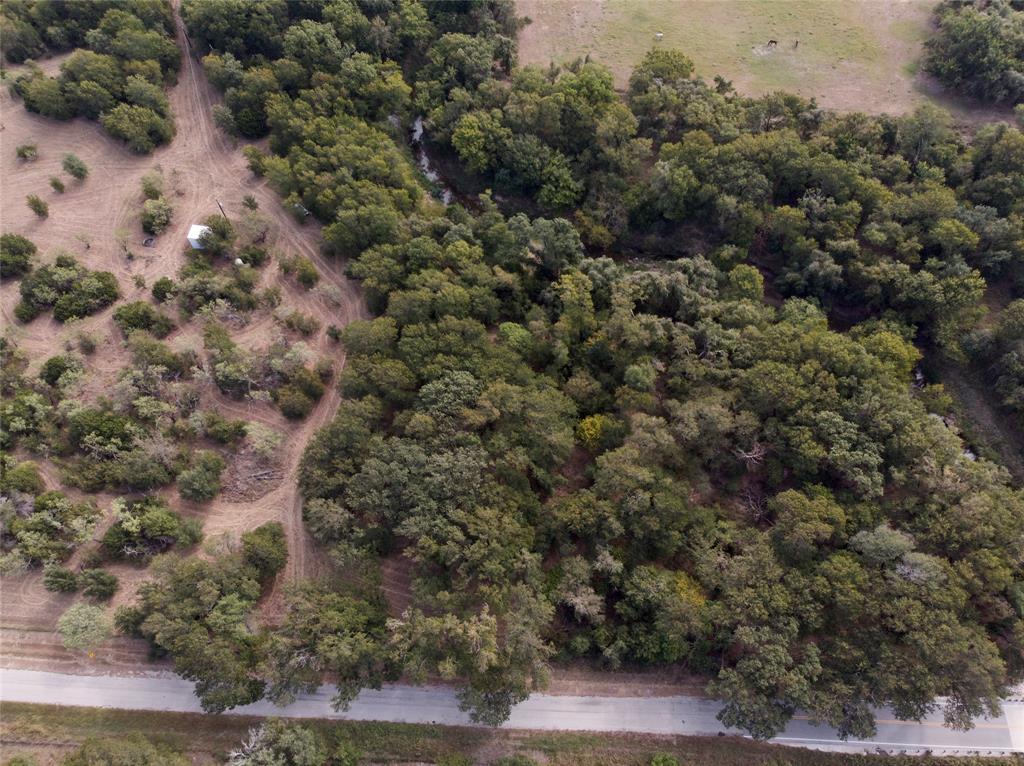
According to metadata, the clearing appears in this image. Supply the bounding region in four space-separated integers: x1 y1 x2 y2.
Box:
0 4 365 671
516 0 1011 119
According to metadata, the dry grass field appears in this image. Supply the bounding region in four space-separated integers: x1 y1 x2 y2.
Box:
517 0 1011 119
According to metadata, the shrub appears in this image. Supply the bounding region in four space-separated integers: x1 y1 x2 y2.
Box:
57 603 110 650
141 169 165 199
16 144 38 160
49 176 66 193
101 104 174 153
279 253 320 288
241 522 288 580
197 214 235 257
0 233 37 278
51 271 120 322
62 153 89 180
80 569 119 600
178 450 225 502
0 458 44 494
18 257 120 323
26 194 48 218
282 309 319 336
650 755 680 766
113 300 174 338
315 358 334 381
243 194 259 210
152 276 177 302
275 386 315 419
127 331 190 376
43 565 79 593
39 354 81 386
102 496 202 560
77 333 98 355
142 197 173 235
237 245 268 267
9 491 102 564
63 735 188 766
243 145 266 175
204 412 247 444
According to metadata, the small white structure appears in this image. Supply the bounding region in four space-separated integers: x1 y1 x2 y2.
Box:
187 224 211 249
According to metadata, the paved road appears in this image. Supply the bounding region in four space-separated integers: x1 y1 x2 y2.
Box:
1 668 1021 755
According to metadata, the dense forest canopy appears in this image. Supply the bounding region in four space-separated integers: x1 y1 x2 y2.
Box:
1 0 1023 745
924 0 1024 106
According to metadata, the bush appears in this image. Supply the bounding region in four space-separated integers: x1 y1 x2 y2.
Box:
77 333 98 355
0 458 44 494
0 233 37 278
62 153 89 180
650 755 680 766
237 244 268 267
101 104 174 153
43 565 79 593
142 197 173 235
241 522 288 580
198 214 235 257
49 176 66 193
17 257 120 323
127 331 190 376
79 569 119 600
61 153 89 181
279 253 320 288
924 1 1024 105
57 603 110 650
204 412 248 444
26 194 48 218
141 169 165 199
63 735 188 766
16 144 38 160
178 450 225 502
152 276 177 302
52 272 120 322
39 354 80 386
275 386 315 419
243 146 266 176
102 496 202 560
282 309 319 336
113 300 174 338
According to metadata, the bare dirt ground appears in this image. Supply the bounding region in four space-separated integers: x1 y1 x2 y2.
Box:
1 3 365 672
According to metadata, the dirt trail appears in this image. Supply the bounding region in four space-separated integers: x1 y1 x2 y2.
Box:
1 2 366 668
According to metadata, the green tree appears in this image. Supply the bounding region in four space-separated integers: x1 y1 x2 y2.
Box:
240 522 288 581
142 197 173 235
0 233 37 278
80 569 119 600
58 603 110 651
178 450 226 502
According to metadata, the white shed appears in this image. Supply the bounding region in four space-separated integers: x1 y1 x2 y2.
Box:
187 224 211 249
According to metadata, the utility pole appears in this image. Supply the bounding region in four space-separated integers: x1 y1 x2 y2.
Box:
215 198 227 218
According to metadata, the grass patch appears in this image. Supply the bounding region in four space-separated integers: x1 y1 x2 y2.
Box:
518 0 937 114
3 702 1023 766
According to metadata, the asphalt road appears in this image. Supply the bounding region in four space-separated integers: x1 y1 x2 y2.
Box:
1 668 1021 755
